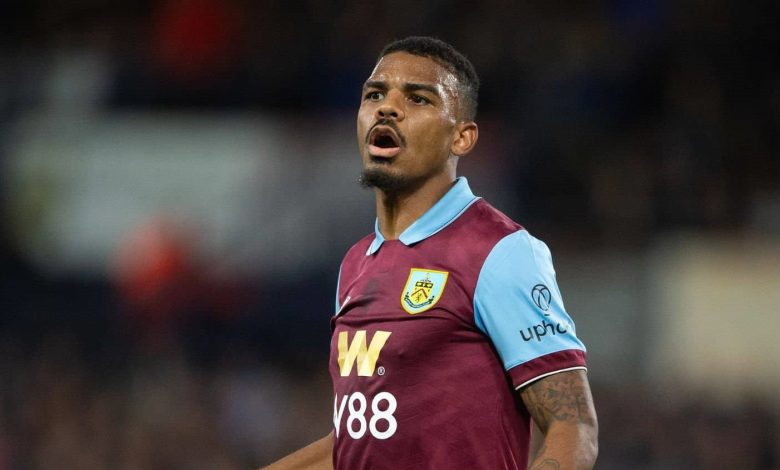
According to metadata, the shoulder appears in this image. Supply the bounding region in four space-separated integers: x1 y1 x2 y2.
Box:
341 233 375 262
454 199 551 266
486 229 553 268
462 198 524 236
458 199 553 271
473 221 561 308
475 228 559 300
337 231 380 277
439 198 525 255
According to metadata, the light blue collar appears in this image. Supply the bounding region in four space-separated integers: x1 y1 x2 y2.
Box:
366 177 480 255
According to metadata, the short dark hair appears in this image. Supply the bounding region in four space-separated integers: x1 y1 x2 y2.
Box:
378 36 480 121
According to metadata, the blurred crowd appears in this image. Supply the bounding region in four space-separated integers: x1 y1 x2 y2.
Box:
1 0 779 468
0 333 332 469
1 0 777 244
1 333 778 469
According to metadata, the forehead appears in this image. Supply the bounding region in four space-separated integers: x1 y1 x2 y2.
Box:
367 52 459 95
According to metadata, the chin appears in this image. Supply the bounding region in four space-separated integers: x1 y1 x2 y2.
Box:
359 167 407 193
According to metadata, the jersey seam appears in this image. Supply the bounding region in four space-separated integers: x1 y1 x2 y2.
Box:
472 228 529 334
503 346 586 371
513 366 588 390
520 230 545 278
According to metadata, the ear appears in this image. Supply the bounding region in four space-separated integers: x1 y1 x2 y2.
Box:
450 121 479 157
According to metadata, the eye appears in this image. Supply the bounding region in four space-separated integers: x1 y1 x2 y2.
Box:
365 91 384 101
409 94 430 105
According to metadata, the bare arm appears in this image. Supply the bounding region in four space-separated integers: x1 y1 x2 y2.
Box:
520 370 598 469
260 433 334 470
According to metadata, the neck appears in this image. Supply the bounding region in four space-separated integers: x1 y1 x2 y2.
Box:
375 171 456 240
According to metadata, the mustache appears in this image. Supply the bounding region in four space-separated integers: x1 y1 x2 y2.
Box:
367 119 406 147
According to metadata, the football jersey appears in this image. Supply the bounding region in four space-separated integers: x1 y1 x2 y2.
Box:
329 177 587 469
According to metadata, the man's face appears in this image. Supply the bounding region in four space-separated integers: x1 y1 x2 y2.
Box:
357 52 462 193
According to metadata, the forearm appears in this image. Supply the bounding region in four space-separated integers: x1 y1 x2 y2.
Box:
261 433 334 470
521 370 598 470
528 421 598 470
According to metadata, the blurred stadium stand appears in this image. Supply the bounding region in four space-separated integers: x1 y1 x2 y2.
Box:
1 0 779 468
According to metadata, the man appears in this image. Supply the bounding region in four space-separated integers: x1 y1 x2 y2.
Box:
265 36 598 470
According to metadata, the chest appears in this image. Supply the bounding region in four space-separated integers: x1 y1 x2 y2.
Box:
336 244 479 329
330 241 488 379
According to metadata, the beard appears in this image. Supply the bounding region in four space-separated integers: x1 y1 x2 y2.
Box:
359 167 410 194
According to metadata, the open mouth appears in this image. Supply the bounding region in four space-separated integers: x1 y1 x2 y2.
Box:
374 134 397 148
367 126 402 158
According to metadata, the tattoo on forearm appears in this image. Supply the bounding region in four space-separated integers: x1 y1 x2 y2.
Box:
531 459 561 470
521 370 596 431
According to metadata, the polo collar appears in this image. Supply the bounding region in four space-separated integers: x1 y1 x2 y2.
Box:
366 177 479 255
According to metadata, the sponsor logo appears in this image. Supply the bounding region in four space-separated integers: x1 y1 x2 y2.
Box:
337 330 391 376
401 268 449 314
531 284 552 312
520 320 569 342
333 391 397 440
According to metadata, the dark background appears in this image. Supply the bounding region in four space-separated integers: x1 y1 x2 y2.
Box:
1 1 779 468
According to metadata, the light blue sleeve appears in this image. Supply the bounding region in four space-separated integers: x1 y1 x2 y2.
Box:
474 230 585 372
335 263 343 314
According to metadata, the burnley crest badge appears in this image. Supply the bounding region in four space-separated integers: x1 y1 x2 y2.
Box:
401 268 449 314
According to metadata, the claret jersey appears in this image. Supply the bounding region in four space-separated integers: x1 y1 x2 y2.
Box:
329 177 587 469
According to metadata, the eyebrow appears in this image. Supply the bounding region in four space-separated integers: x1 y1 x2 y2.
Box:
403 82 441 97
363 80 442 98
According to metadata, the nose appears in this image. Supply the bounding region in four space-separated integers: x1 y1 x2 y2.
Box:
375 92 405 121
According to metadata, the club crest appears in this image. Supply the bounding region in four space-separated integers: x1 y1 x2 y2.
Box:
401 268 449 314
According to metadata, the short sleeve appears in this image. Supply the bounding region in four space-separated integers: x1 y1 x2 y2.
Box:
335 263 343 315
474 230 587 390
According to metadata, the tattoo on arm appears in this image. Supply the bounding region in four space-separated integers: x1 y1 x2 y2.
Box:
520 370 596 433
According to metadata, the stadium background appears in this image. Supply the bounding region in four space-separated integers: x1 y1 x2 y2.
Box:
1 0 779 468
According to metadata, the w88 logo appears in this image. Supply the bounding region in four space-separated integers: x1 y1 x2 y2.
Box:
333 391 397 440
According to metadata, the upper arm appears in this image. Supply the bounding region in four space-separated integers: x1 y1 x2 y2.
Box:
519 369 597 434
474 230 587 389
